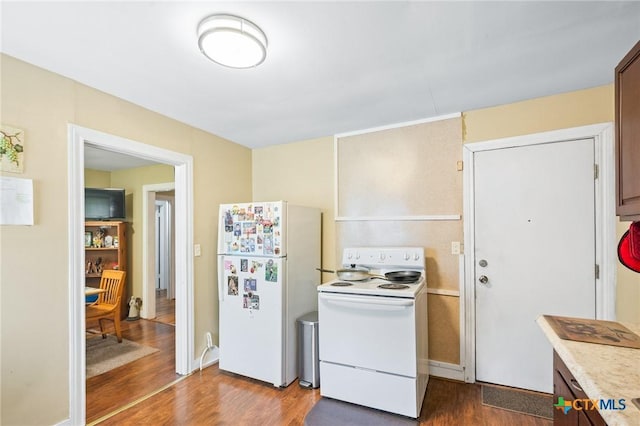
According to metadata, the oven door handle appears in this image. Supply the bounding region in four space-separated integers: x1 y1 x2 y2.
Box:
319 293 413 310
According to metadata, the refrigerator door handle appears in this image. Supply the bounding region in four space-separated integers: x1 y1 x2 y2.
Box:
218 256 224 302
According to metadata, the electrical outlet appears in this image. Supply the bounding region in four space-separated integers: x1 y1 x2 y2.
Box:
451 241 461 255
194 244 201 257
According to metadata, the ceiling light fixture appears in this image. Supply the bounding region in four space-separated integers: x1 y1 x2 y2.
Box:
197 14 268 69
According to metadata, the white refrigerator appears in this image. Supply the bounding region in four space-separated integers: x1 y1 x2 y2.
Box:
217 201 321 387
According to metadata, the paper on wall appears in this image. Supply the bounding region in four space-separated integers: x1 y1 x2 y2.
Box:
1 176 33 225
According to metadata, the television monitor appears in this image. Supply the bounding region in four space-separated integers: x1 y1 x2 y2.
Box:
85 188 125 220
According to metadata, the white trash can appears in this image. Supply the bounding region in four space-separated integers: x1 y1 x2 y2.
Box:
297 311 319 388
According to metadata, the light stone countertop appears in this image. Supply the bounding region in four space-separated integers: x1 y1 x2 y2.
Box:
537 316 640 426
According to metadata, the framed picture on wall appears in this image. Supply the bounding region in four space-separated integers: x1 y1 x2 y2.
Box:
0 124 25 173
85 231 92 247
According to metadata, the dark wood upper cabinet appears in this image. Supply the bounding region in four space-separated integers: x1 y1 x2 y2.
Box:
616 40 640 220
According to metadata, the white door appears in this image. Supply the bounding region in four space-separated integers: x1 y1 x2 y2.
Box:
155 200 172 298
474 138 596 393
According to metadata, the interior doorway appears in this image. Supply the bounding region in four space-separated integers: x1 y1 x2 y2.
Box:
141 184 176 322
155 194 176 325
68 124 194 425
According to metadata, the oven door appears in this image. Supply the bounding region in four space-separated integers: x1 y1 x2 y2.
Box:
318 292 417 377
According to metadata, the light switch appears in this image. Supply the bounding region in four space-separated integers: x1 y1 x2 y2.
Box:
194 244 201 257
451 241 461 255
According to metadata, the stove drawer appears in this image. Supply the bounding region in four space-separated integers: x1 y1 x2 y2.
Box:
320 361 422 418
318 293 417 377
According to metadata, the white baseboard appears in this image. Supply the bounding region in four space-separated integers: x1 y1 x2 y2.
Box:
54 419 71 426
428 360 465 381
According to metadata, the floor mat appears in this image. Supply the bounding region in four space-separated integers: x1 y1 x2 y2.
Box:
304 397 418 426
86 335 159 378
482 384 553 419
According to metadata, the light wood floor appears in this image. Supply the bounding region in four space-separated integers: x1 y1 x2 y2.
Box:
88 320 552 425
153 288 175 326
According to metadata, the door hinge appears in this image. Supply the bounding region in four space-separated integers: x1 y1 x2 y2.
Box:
594 164 599 180
595 264 600 279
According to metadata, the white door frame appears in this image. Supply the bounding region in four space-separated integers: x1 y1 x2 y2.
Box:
67 124 194 424
142 183 175 318
462 123 616 384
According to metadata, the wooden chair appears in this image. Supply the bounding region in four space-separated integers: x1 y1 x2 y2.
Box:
86 270 126 343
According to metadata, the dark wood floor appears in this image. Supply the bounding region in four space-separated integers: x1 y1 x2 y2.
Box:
88 318 552 425
95 368 552 425
86 317 178 423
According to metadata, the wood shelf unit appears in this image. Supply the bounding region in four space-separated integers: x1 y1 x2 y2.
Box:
85 220 128 318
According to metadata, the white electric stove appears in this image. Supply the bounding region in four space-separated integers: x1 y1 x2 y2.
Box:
317 247 429 418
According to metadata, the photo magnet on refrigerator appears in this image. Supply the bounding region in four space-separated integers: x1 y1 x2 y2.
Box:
263 235 273 255
225 211 233 227
250 294 260 310
263 221 273 234
244 278 257 292
243 222 256 234
265 259 278 282
228 275 239 296
250 261 263 273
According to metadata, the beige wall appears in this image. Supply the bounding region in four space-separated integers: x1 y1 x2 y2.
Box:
110 165 174 301
252 136 336 278
1 54 252 425
253 125 465 365
84 169 111 187
335 118 463 364
464 84 640 323
462 85 614 143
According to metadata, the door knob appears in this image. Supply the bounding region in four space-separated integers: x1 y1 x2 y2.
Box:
478 275 489 284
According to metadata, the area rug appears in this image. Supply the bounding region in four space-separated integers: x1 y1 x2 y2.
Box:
304 397 418 426
86 335 159 379
481 384 553 419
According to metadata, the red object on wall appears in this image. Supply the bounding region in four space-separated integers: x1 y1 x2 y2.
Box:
618 222 640 272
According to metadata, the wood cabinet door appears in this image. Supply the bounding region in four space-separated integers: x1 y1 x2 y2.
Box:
616 40 640 220
554 351 607 426
554 369 579 425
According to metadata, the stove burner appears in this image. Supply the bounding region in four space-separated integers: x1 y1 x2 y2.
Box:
331 281 353 287
378 283 410 290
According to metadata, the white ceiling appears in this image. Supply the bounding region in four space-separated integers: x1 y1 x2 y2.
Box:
2 1 640 168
